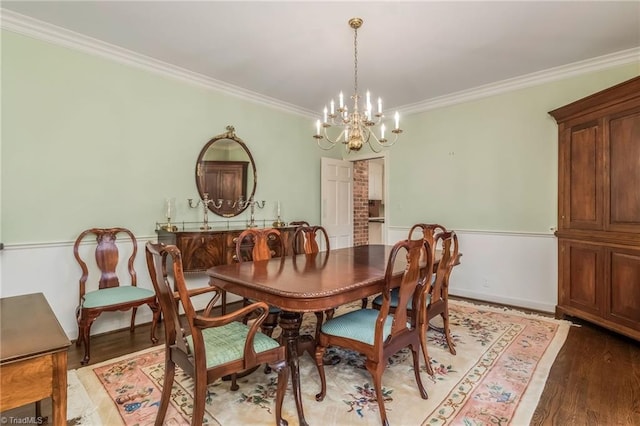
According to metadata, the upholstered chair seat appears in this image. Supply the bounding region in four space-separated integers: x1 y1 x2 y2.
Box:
82 286 156 309
320 309 394 345
186 322 281 368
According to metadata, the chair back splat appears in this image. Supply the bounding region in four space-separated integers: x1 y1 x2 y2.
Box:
292 225 332 339
236 228 283 263
145 242 289 426
314 238 432 426
292 225 330 255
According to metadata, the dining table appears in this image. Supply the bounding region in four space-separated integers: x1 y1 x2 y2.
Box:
208 244 424 425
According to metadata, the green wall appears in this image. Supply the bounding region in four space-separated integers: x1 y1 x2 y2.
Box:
388 63 639 233
2 30 638 244
1 30 331 244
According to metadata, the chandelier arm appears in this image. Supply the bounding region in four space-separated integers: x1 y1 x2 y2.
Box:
315 137 338 150
323 127 347 145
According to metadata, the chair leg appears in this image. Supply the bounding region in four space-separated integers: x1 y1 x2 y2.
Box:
230 373 239 391
420 322 434 376
366 361 389 426
441 309 456 355
78 310 99 365
410 344 428 399
75 306 83 347
149 302 160 344
129 307 137 332
314 311 324 340
324 308 335 321
155 358 175 426
272 359 289 426
191 374 207 426
314 344 328 401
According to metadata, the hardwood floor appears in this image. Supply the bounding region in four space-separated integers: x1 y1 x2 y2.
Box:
531 316 640 425
3 302 639 425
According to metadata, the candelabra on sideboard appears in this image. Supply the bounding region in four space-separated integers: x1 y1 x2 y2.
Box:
235 197 265 228
188 192 223 230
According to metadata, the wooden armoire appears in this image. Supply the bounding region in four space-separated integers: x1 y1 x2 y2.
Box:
549 76 640 341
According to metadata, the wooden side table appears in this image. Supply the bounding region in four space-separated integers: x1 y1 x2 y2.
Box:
1 293 71 426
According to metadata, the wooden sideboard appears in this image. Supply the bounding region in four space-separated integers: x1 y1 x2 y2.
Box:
157 225 299 272
549 76 640 341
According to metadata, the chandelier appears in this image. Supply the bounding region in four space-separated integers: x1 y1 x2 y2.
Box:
313 17 403 153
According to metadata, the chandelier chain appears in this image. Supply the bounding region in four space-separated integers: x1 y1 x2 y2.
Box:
353 25 358 102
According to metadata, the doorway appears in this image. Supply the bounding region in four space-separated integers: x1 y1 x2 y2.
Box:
352 154 387 246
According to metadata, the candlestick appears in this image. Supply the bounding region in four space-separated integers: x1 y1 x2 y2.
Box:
188 193 223 230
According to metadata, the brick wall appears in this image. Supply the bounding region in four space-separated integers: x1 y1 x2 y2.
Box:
353 160 369 246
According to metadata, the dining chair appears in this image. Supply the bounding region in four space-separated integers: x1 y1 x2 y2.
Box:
292 225 332 339
145 242 289 426
416 230 458 374
314 238 432 426
235 228 285 337
73 227 160 365
372 226 459 374
408 224 458 358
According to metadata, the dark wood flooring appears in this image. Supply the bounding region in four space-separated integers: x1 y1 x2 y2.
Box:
4 302 640 425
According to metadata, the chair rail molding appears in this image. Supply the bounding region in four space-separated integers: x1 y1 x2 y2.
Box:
388 226 558 313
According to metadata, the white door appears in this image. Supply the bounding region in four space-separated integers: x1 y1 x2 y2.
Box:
321 157 353 248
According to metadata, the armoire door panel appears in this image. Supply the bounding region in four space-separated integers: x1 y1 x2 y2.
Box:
563 242 603 315
568 124 602 229
608 110 640 232
608 248 640 330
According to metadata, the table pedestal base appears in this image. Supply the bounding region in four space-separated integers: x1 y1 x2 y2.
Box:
278 311 309 426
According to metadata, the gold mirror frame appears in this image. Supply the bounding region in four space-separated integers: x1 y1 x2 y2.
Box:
195 126 257 217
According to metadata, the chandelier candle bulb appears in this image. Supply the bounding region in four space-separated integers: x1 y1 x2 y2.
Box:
395 112 400 130
381 123 386 139
378 97 382 114
330 99 335 115
339 92 344 108
323 107 328 123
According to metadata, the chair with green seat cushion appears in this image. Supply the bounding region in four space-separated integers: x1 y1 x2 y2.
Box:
314 238 433 426
145 242 289 426
74 227 160 365
372 225 459 375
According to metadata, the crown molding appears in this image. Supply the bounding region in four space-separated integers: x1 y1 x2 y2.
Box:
0 9 316 118
399 48 640 114
2 9 637 118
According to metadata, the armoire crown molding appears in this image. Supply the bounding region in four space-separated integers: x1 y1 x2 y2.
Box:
2 9 638 118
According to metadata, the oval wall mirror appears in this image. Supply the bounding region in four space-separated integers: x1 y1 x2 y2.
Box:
195 126 256 217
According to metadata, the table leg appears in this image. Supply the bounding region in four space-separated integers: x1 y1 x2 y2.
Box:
277 311 309 426
51 351 67 426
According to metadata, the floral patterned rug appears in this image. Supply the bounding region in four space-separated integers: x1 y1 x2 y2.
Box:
74 299 570 425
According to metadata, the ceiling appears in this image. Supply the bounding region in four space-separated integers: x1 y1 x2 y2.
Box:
2 1 639 116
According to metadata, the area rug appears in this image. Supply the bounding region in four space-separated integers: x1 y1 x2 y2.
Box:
73 300 571 425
